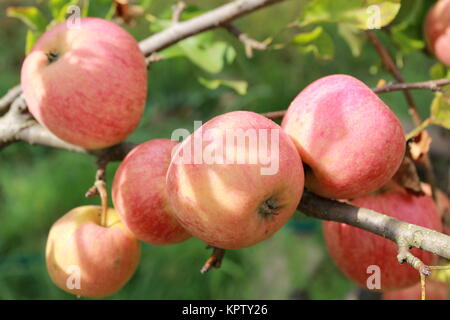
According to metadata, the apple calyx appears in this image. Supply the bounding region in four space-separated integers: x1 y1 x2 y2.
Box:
46 51 60 64
258 197 281 217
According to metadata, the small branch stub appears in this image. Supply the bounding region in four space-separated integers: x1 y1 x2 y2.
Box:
95 180 109 228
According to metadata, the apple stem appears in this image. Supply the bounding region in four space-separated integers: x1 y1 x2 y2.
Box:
46 51 59 64
258 197 280 217
95 180 108 227
201 246 225 274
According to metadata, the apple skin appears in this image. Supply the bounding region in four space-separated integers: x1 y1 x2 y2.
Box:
46 206 141 298
323 190 442 291
112 139 191 245
281 74 405 200
383 280 448 300
21 17 147 149
166 111 304 249
425 0 450 67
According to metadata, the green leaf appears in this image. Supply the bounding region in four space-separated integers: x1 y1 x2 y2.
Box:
48 0 67 18
179 37 235 73
148 16 236 73
299 0 401 30
292 26 334 60
430 86 450 129
338 23 364 57
7 7 47 32
198 77 248 95
25 29 42 54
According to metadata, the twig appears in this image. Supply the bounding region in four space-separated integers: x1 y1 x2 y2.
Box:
365 30 437 200
223 23 268 58
201 246 226 274
172 1 186 24
299 191 450 260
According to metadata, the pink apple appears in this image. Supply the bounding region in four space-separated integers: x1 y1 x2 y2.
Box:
21 17 147 149
166 111 304 249
425 0 450 67
281 74 405 199
112 139 191 245
46 206 141 298
323 190 442 291
383 280 448 300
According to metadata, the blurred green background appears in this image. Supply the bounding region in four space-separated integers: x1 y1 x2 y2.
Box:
0 0 448 299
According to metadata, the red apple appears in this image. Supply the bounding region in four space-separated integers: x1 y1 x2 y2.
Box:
383 280 448 300
166 111 304 249
46 206 141 298
425 0 450 67
323 190 442 291
281 74 405 199
112 139 191 245
21 17 147 149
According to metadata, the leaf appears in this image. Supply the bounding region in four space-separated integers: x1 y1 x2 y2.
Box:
198 77 248 95
431 87 450 129
299 0 401 30
25 29 42 54
338 23 364 57
7 7 47 32
292 26 334 60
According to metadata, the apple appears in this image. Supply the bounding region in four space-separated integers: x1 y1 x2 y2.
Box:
425 0 450 67
323 190 442 291
46 206 141 298
281 74 405 200
166 111 304 249
383 280 448 300
21 17 147 149
112 139 191 245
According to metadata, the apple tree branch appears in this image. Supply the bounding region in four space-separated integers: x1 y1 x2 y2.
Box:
299 191 450 269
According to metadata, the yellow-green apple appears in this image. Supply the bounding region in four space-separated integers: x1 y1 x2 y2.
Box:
281 74 405 199
425 0 450 67
383 280 448 300
112 139 191 245
46 206 141 298
323 190 442 291
21 17 147 149
166 111 304 249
